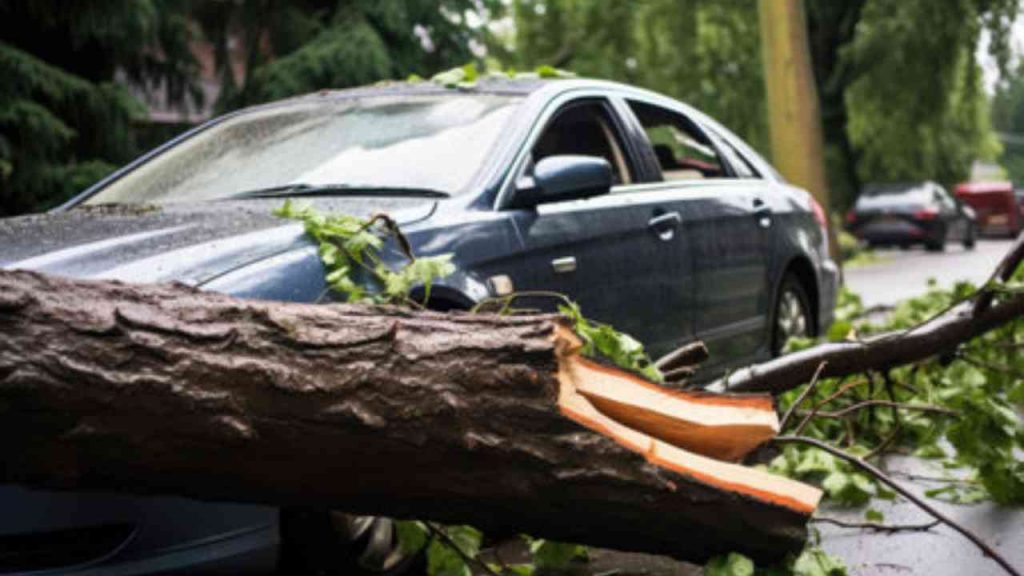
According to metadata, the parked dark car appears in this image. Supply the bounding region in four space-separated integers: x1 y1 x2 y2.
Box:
846 182 977 251
954 181 1022 238
0 78 838 575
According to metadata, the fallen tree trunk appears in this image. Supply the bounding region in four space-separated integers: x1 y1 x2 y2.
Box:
721 234 1024 394
0 269 819 563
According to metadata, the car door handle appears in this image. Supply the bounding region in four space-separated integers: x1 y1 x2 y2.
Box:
551 256 577 274
753 198 772 215
648 211 682 241
753 198 772 228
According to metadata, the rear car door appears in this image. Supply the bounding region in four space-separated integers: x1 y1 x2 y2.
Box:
500 96 694 356
620 99 772 369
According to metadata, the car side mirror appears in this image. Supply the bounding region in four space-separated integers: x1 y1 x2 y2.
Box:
512 155 612 208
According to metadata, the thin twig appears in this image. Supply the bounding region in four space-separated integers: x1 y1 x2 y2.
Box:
470 290 575 314
425 523 501 576
793 376 863 436
774 436 1021 576
865 372 903 460
780 361 828 431
812 516 940 533
798 400 956 419
959 354 1024 379
864 423 902 460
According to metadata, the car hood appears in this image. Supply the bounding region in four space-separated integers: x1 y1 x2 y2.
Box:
0 198 437 285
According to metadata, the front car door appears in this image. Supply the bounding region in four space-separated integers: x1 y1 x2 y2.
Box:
498 96 695 356
618 98 773 370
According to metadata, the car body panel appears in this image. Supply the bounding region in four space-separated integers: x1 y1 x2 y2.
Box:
0 78 838 574
849 182 975 247
954 181 1020 237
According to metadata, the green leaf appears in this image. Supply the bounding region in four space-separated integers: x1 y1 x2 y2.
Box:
427 526 482 576
528 539 588 570
826 319 853 342
704 552 755 576
791 547 847 576
864 508 884 522
396 520 429 554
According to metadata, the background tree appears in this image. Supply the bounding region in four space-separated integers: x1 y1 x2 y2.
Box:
196 0 505 108
0 0 201 216
806 0 1018 207
992 61 1024 184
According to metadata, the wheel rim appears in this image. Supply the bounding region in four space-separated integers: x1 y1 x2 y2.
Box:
334 514 419 573
775 288 809 352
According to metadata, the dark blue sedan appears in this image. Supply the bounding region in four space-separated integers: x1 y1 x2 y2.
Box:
0 78 838 575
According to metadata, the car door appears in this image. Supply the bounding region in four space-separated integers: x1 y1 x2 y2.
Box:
935 184 966 240
621 98 772 369
500 97 695 357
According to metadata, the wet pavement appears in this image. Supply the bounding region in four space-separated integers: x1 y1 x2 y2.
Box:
844 238 1016 308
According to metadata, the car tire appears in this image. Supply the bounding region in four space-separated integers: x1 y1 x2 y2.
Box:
925 228 946 252
963 223 977 250
278 509 428 576
771 274 814 357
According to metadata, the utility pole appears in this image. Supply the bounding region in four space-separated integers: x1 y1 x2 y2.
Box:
759 0 833 222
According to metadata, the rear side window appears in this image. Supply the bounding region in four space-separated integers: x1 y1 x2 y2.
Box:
627 100 727 181
709 131 760 178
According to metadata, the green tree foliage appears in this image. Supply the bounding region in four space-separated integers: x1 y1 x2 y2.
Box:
505 0 768 153
807 0 1017 207
504 0 1018 209
0 0 201 215
199 0 506 108
991 62 1024 184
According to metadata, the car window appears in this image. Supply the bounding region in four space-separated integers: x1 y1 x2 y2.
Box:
85 94 522 205
627 100 727 181
531 100 634 185
709 131 760 178
935 186 957 210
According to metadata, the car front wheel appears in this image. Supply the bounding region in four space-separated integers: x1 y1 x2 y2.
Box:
772 274 814 356
279 510 427 576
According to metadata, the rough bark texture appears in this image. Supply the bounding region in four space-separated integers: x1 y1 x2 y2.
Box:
0 270 809 563
722 234 1024 394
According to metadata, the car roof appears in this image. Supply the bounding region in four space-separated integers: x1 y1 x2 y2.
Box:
245 77 658 109
954 181 1014 194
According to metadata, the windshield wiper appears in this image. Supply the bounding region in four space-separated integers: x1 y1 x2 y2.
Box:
226 183 450 200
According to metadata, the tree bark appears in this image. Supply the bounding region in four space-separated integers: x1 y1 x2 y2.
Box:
0 269 813 564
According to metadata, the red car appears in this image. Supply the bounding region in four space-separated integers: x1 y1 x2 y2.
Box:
954 181 1022 237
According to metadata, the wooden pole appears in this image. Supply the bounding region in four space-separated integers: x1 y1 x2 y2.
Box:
759 0 839 257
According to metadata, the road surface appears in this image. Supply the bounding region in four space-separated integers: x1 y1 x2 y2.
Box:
844 239 1015 307
818 239 1024 575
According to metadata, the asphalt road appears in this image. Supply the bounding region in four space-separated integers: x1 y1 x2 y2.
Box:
843 238 1016 308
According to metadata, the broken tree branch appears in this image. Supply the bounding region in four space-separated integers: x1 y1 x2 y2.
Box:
722 234 1024 394
779 361 827 431
0 269 818 564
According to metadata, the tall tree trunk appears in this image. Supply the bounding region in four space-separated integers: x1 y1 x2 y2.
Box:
0 270 818 564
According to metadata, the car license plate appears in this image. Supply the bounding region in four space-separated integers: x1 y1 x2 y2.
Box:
990 214 1009 225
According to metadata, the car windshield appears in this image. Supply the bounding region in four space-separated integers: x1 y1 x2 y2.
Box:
84 93 522 205
858 184 931 206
